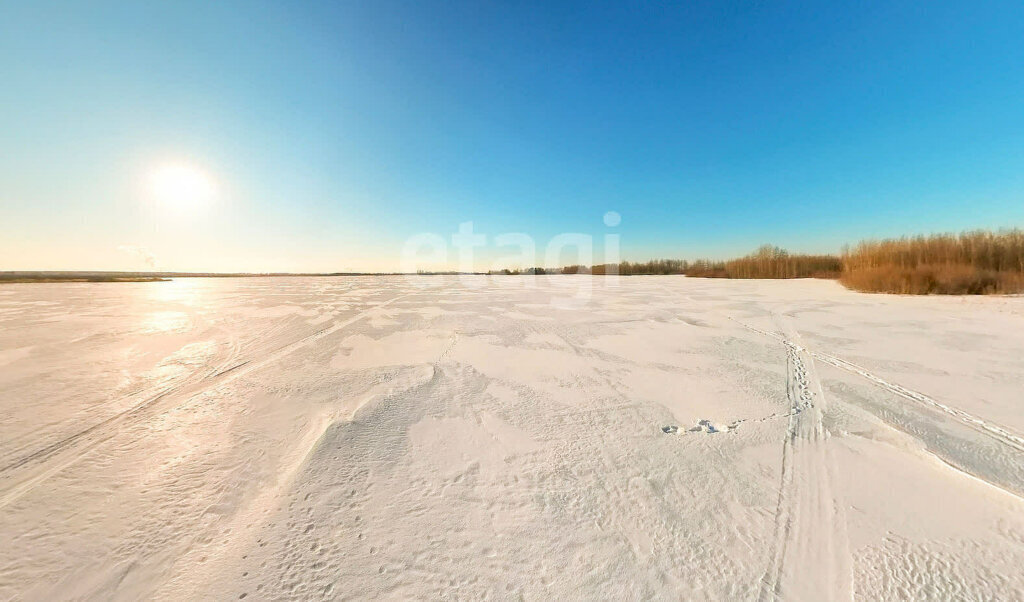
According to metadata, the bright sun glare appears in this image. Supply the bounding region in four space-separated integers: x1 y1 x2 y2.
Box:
150 164 214 211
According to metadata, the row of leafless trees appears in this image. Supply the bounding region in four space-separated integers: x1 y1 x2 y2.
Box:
841 230 1024 271
490 251 840 278
496 252 838 278
839 229 1024 293
588 260 689 275
491 260 695 275
686 245 841 279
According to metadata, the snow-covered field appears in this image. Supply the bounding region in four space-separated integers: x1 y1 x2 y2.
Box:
2 276 1023 600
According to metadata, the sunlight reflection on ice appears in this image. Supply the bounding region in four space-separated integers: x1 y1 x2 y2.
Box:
146 278 206 306
141 310 190 333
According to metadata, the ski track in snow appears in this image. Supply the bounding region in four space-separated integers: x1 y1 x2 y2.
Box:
0 292 413 509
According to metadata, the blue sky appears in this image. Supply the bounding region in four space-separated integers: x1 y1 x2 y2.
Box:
2 1 1023 271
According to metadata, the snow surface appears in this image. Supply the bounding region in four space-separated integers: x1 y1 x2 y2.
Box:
1 276 1023 600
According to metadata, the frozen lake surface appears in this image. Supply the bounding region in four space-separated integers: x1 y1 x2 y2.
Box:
2 276 1023 600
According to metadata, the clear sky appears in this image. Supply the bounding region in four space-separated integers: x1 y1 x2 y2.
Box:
2 1 1023 272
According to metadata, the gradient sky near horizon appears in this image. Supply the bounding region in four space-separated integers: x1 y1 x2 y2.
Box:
3 1 1024 272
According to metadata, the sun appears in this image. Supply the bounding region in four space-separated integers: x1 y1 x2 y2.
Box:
150 164 215 211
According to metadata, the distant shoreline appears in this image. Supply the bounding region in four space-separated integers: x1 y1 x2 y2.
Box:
0 271 482 283
0 275 172 283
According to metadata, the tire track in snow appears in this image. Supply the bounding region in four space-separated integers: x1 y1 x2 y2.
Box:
759 344 802 601
809 353 1024 454
758 317 852 601
736 315 1024 508
733 319 1024 455
0 334 243 469
0 293 414 509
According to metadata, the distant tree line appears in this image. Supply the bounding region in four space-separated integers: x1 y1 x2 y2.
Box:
485 227 1024 294
589 259 691 275
487 267 550 275
490 260 691 275
490 250 840 279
